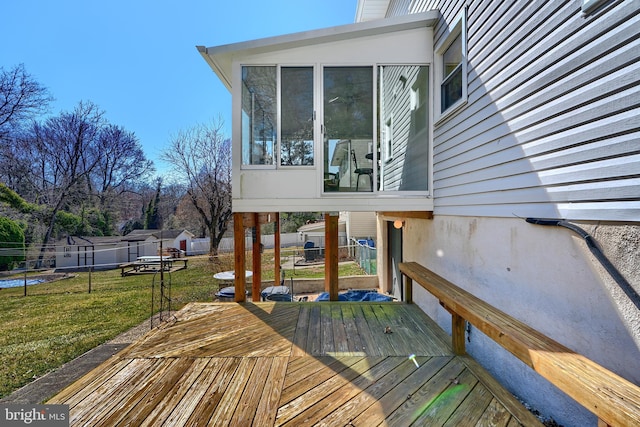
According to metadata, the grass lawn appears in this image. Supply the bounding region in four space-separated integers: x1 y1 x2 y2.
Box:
0 251 367 399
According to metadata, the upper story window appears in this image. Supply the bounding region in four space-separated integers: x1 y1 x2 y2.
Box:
435 9 467 120
441 33 462 111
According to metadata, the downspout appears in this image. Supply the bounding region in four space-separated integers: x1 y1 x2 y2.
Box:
526 218 640 310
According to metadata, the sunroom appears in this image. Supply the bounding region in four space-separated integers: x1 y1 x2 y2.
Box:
198 11 437 213
198 12 438 301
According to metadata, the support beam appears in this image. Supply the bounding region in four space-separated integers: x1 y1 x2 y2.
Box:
252 213 261 302
324 212 339 301
240 212 278 228
233 212 246 302
379 211 433 221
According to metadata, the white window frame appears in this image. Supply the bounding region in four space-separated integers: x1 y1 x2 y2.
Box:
277 65 316 169
435 8 467 123
384 114 393 163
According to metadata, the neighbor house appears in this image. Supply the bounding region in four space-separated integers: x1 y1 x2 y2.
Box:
197 1 639 425
55 235 126 270
55 229 195 270
120 229 194 258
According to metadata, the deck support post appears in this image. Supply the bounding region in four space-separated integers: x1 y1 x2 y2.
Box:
325 212 339 301
252 213 262 302
274 213 281 286
233 212 246 302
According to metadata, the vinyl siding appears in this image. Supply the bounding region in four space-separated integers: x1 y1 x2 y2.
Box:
390 0 640 220
348 211 377 239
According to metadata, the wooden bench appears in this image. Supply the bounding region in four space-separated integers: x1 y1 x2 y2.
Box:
399 261 640 427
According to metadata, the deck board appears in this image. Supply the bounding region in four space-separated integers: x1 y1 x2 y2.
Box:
48 302 543 426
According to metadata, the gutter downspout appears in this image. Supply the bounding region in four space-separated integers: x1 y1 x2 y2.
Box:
526 218 640 310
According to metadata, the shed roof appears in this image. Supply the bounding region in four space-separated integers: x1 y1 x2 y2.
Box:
121 229 193 241
57 236 123 246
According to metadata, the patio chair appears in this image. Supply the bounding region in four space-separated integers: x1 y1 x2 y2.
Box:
351 149 373 191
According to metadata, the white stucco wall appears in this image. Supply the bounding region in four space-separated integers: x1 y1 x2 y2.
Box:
381 215 640 426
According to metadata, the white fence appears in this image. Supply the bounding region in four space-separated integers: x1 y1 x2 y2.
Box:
190 233 302 255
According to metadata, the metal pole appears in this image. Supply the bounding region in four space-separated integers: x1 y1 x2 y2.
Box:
159 231 165 321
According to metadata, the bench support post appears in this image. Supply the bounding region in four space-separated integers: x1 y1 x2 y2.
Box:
452 313 466 355
404 275 413 304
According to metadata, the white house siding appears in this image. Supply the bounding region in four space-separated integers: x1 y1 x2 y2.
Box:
431 0 639 220
374 1 640 426
345 211 377 240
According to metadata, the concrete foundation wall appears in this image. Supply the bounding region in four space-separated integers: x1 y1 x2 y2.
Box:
380 215 640 426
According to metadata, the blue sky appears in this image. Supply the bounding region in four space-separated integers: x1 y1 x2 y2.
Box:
1 0 356 174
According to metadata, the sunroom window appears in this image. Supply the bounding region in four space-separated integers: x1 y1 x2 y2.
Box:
241 66 276 166
281 67 314 166
378 65 429 192
323 66 374 192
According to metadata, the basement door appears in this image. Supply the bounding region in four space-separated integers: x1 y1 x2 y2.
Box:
387 222 403 301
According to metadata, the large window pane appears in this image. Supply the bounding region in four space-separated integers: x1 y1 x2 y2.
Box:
379 65 429 192
323 67 373 192
241 66 276 166
281 67 314 166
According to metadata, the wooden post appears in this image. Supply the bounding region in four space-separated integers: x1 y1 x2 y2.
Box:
233 212 246 302
404 274 413 304
274 213 281 286
252 213 261 302
452 313 466 355
325 213 339 301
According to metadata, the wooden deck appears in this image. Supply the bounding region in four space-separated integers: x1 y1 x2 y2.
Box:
48 302 543 426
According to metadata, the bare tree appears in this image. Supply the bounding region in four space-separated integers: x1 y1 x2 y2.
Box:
92 124 154 210
172 193 208 237
22 101 105 265
0 64 52 141
0 64 53 193
161 117 232 255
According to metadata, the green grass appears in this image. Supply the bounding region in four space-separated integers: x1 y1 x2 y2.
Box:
0 252 367 399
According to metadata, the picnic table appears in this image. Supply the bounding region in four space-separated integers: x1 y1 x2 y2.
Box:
213 270 253 281
119 256 188 276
